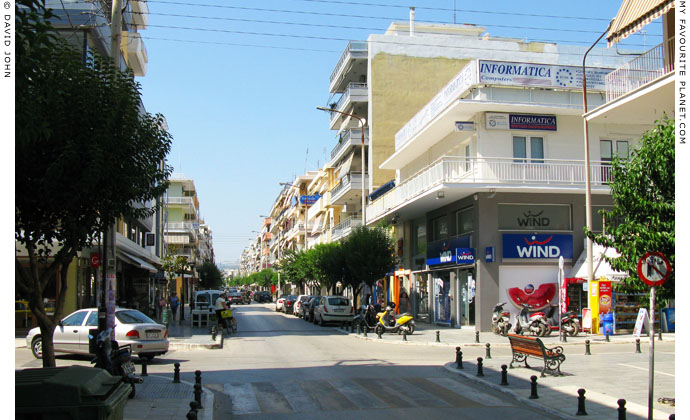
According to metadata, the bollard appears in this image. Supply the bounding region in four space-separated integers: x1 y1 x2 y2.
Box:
436 330 440 343
529 376 539 399
186 410 197 420
351 322 355 333
576 388 587 415
402 330 408 342
562 330 567 343
500 364 509 386
357 322 362 335
617 399 626 420
363 326 368 337
635 338 641 354
476 357 484 377
455 347 464 369
377 329 382 339
585 340 591 356
485 343 492 359
658 330 662 341
211 325 217 341
141 358 148 377
195 370 202 386
606 330 610 342
173 362 181 383
187 401 199 420
194 383 203 409
475 331 480 343
669 414 675 420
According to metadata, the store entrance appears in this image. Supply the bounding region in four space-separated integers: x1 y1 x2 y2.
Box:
433 272 451 325
459 269 476 326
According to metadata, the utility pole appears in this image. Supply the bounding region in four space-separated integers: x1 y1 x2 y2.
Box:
100 0 124 334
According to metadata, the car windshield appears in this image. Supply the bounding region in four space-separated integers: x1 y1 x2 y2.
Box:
287 295 297 300
328 297 349 306
116 310 156 324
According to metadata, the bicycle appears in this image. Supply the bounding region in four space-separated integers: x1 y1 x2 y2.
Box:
219 307 237 334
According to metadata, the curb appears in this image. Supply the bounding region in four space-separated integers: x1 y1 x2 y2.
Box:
168 341 221 351
441 362 578 420
144 374 214 420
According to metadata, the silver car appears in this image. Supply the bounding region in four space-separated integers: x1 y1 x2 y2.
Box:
26 307 169 360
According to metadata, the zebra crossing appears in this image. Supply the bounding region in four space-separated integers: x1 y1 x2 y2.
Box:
221 376 513 416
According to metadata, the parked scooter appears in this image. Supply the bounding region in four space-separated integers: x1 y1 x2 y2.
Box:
353 303 380 332
542 303 581 337
91 328 142 398
374 302 416 336
491 302 512 335
513 303 549 336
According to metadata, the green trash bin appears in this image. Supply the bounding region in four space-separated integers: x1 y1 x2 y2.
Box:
16 365 131 420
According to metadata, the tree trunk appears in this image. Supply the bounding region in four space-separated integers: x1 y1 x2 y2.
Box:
37 320 57 367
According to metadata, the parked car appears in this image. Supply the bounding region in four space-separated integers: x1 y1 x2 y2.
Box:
228 292 243 305
275 295 288 312
313 296 354 326
282 295 298 314
302 296 321 321
26 307 169 360
242 290 252 304
293 295 312 318
254 291 272 303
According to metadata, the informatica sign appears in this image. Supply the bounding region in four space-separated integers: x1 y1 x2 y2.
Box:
503 233 573 260
479 60 612 91
486 112 556 131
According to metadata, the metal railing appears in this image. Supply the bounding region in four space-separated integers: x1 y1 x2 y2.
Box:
367 156 614 220
330 41 368 84
330 83 368 121
167 197 194 205
605 37 675 102
331 216 362 241
331 172 364 198
331 128 369 160
166 222 196 231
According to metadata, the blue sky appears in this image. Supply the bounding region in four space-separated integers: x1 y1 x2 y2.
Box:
134 0 663 267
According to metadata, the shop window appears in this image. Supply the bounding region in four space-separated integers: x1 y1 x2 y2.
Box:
432 216 448 241
455 207 474 236
513 136 544 163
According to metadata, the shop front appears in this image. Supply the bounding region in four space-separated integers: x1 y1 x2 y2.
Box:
427 237 475 328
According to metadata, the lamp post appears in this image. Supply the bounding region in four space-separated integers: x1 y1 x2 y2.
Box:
316 106 367 227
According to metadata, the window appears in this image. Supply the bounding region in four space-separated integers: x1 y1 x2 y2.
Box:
415 224 427 255
513 136 544 163
432 216 448 240
456 207 474 235
464 144 471 171
116 310 156 324
601 140 629 161
86 311 98 327
62 311 88 326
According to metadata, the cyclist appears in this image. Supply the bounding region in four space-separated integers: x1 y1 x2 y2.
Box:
215 292 229 333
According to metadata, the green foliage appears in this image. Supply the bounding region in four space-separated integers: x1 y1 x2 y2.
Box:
586 117 675 302
198 261 223 290
311 242 342 293
341 226 397 301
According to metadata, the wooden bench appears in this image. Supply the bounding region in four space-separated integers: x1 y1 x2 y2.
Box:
507 333 566 377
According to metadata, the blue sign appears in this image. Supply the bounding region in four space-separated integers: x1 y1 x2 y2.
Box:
503 234 573 259
485 246 495 263
427 236 470 266
299 195 321 205
456 248 475 265
509 114 557 131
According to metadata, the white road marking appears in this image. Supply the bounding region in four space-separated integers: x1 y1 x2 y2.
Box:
617 363 675 377
271 380 321 412
223 383 261 415
428 377 515 407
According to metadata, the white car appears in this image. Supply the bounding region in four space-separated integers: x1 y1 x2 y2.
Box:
275 295 287 312
26 307 169 360
313 296 354 326
293 295 311 317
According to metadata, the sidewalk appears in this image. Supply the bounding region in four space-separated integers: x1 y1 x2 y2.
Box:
335 322 676 420
165 305 223 351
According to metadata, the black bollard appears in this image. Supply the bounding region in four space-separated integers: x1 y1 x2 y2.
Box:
195 370 202 386
562 330 567 343
500 364 509 386
658 330 662 341
617 399 626 420
455 347 464 369
194 383 203 409
669 414 675 420
363 326 368 337
141 358 148 377
173 362 181 383
186 410 197 420
585 339 591 356
402 329 408 341
576 388 587 415
635 338 641 354
475 331 480 343
476 357 484 377
187 401 199 420
529 376 539 399
357 322 361 335
377 329 382 339
351 322 355 333
436 330 441 342
606 330 610 342
485 343 492 359
211 325 217 341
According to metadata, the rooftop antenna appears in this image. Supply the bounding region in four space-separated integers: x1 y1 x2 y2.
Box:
305 148 309 173
453 0 456 24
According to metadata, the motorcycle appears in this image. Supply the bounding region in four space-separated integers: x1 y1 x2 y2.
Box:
513 303 549 336
353 303 380 332
91 328 142 398
491 302 512 335
542 303 581 337
374 302 416 336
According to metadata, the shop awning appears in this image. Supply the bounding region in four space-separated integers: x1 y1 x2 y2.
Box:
607 0 674 46
118 251 158 273
569 244 628 280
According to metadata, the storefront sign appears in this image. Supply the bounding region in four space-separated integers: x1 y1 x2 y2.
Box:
456 248 475 265
455 121 475 131
582 308 593 331
478 60 612 90
509 114 557 131
498 204 572 231
486 112 510 130
598 281 612 314
503 233 573 260
633 308 650 337
427 236 471 266
485 246 495 263
90 253 101 268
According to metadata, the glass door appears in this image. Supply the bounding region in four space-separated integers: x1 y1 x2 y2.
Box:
459 269 476 326
434 272 451 325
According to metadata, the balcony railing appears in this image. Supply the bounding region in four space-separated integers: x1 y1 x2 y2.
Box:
330 83 368 121
605 37 675 102
331 172 366 198
167 222 196 231
331 216 363 241
331 128 369 161
330 41 368 84
367 156 614 221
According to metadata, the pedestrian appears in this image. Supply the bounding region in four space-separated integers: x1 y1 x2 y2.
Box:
399 290 410 314
157 291 166 320
170 292 179 321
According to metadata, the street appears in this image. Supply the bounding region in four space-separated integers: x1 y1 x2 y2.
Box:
16 303 566 419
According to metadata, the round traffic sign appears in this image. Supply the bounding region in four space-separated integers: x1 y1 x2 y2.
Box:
637 251 671 287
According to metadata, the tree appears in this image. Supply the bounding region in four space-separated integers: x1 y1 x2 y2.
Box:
161 254 188 301
198 261 223 290
341 226 397 306
277 249 313 293
15 0 173 367
311 242 343 294
586 117 674 303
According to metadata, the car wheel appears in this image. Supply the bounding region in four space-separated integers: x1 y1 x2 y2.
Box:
31 336 43 359
140 354 155 362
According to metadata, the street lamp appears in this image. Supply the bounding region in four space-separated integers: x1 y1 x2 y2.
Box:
316 106 367 227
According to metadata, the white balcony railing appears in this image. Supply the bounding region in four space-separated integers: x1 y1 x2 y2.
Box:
167 197 195 206
331 128 369 162
331 172 367 201
605 37 675 102
367 156 614 221
331 216 363 241
330 83 368 121
330 41 368 84
167 222 196 231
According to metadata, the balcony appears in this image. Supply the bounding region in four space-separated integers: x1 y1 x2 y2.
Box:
330 128 369 166
329 83 368 129
331 172 368 206
331 216 363 241
605 38 674 103
367 156 614 221
307 191 330 220
121 31 148 76
330 41 368 93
